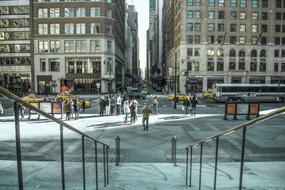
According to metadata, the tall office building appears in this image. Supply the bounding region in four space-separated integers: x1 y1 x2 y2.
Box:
0 0 32 96
163 0 285 93
33 0 125 94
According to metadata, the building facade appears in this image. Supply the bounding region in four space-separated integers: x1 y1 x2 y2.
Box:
0 0 32 96
33 0 125 94
163 0 285 94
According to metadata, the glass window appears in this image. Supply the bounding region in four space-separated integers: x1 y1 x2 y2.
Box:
90 40 100 52
218 24 224 31
230 36 236 44
218 11 224 19
282 50 285 57
91 23 100 34
252 24 258 32
195 23 200 31
195 11 200 19
251 49 257 57
261 0 268 8
40 59 46 72
230 24 237 32
208 23 215 31
107 40 112 53
217 62 224 71
239 61 245 70
38 41 48 53
50 8 59 18
240 24 246 32
251 37 257 44
187 23 193 31
207 49 215 56
230 0 237 7
194 48 200 56
208 36 215 44
38 24 48 35
282 63 285 72
76 8 85 17
187 35 193 44
50 24 60 35
50 40 60 52
207 61 214 71
261 12 267 20
38 8 48 18
239 50 246 57
275 37 280 44
187 10 193 19
229 49 236 57
240 12 246 19
208 11 215 19
252 0 259 7
64 8 75 17
187 48 193 56
261 37 267 45
240 0 247 7
230 11 237 19
229 61 236 70
208 0 215 6
276 12 282 20
261 24 267 32
252 12 258 20
65 23 74 34
274 50 280 57
90 7 101 17
239 36 246 44
76 40 86 52
218 0 225 7
64 40 75 53
250 62 257 71
49 58 60 72
187 0 193 6
107 25 112 35
260 62 266 72
276 0 282 8
274 62 279 72
106 9 112 18
194 36 200 44
195 0 201 6
217 49 224 57
76 23 86 34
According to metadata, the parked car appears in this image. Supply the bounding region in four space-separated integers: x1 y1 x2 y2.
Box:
167 94 190 101
202 90 215 99
126 92 146 99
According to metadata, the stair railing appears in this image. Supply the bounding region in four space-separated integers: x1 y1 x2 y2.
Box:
0 86 110 190
184 105 285 190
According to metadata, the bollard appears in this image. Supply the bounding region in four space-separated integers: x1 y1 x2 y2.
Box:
115 136 120 166
171 136 177 166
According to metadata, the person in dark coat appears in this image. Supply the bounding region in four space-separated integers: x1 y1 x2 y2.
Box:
191 95 198 116
73 99 79 120
82 100 86 113
183 97 191 116
64 99 72 120
99 96 105 116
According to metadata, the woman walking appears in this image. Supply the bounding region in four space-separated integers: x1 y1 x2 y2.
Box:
123 100 130 123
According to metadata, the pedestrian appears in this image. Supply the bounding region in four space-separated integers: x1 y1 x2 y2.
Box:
152 96 158 115
142 105 151 131
105 96 110 115
129 98 138 123
19 104 25 119
70 99 74 119
191 95 198 116
99 96 105 116
183 97 190 116
121 95 127 114
123 99 130 123
116 95 122 115
0 101 4 116
73 99 80 120
64 99 71 120
111 96 116 115
82 99 86 113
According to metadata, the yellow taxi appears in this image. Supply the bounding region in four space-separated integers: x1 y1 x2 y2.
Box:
167 94 189 101
56 93 91 108
21 95 45 103
202 90 215 99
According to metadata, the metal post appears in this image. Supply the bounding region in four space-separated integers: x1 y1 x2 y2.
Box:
106 146 109 185
199 142 203 190
115 136 120 166
239 127 247 190
189 146 192 187
82 136 86 190
103 145 106 187
94 142 98 190
214 137 219 190
174 53 177 109
172 137 177 166
60 125 65 190
14 102 23 190
185 147 189 187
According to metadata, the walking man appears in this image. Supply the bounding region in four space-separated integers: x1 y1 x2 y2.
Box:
123 99 130 123
82 100 86 113
105 96 110 115
99 96 105 116
183 97 190 116
129 98 138 123
116 95 122 115
191 95 198 116
152 96 158 115
142 105 151 131
73 99 80 120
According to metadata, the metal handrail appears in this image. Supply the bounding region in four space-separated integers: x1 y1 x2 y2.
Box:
0 86 110 190
186 105 285 148
184 105 285 189
0 86 108 147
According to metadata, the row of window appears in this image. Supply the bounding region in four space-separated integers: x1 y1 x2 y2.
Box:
38 23 112 35
0 6 30 15
0 57 31 65
187 0 285 8
0 32 30 41
38 7 112 18
0 44 30 53
0 19 30 28
38 40 113 53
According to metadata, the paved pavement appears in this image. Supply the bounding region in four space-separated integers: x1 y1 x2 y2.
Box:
0 95 284 189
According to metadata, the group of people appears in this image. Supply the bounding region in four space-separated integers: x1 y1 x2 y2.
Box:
63 98 86 120
99 95 124 116
182 95 198 116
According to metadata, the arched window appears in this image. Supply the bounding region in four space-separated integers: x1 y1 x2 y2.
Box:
217 49 224 57
239 49 246 57
260 49 267 58
207 48 215 56
251 49 257 57
229 49 236 57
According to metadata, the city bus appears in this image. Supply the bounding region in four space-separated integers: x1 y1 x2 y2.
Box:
213 83 285 102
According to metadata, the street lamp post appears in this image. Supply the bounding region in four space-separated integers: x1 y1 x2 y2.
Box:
174 53 177 109
104 58 113 94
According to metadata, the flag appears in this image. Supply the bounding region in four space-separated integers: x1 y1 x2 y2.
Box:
256 30 264 45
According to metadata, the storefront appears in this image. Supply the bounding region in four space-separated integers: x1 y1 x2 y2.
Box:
1 73 31 96
207 77 224 90
37 75 52 95
186 77 203 93
249 76 265 84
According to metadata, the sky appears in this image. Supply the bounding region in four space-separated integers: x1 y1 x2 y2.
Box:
126 0 149 77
